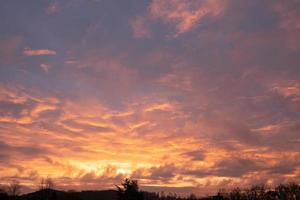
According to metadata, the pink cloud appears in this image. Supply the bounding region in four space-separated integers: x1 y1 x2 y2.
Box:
274 0 300 31
274 0 300 50
23 48 57 56
272 82 300 102
46 2 61 15
149 0 227 36
130 17 151 39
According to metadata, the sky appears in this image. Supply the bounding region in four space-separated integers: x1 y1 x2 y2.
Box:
0 0 300 196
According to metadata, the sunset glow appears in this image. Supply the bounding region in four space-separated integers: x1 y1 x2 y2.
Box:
0 0 300 196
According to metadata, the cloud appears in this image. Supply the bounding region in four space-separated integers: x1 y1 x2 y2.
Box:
40 64 51 73
0 141 49 162
1 0 300 196
148 0 227 36
130 17 151 39
61 119 114 134
273 0 300 50
45 0 100 16
272 82 300 102
65 60 79 65
149 164 177 180
212 157 263 177
268 163 296 175
0 84 61 125
182 150 206 161
274 0 300 31
23 48 57 56
46 2 61 15
129 0 227 38
158 72 193 92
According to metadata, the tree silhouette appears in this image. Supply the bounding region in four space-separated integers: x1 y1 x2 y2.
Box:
275 182 300 200
6 180 21 199
229 187 241 200
187 193 197 200
116 178 144 200
38 177 56 200
0 185 8 200
39 177 55 191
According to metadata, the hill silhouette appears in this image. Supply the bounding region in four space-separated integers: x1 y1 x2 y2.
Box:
17 189 118 200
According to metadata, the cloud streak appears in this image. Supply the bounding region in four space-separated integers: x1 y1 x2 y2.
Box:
23 48 57 56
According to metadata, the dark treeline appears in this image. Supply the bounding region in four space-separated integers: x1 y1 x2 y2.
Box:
0 178 300 200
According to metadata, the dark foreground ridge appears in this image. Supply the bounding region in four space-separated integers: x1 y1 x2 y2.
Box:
0 179 300 200
0 189 118 200
22 189 118 200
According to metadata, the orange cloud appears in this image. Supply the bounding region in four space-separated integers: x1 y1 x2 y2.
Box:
0 81 299 195
23 48 57 56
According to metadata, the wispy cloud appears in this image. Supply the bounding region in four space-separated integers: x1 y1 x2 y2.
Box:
129 0 227 38
150 0 226 36
46 2 61 15
130 17 151 39
272 82 300 102
23 48 57 56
